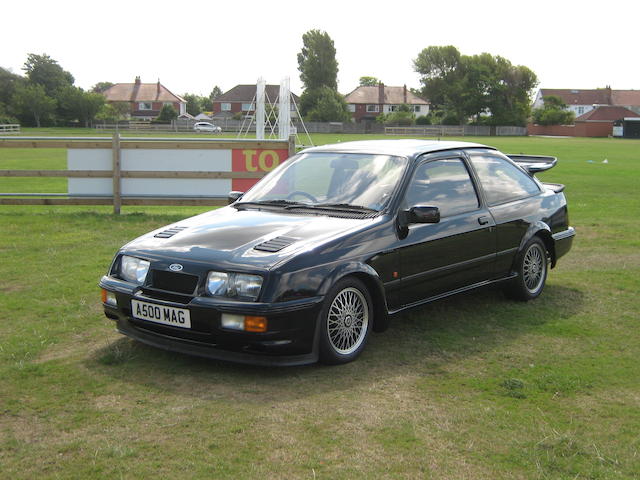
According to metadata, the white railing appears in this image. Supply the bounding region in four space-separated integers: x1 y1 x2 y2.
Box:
0 124 20 135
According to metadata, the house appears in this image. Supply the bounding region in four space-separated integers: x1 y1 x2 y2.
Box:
344 84 429 122
532 87 640 117
211 84 300 118
528 105 640 137
611 90 640 115
102 77 186 121
574 106 640 137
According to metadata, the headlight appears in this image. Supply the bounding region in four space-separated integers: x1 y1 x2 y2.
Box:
206 271 263 301
120 255 150 284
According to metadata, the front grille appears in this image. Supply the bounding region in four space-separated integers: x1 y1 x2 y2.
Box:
151 270 199 294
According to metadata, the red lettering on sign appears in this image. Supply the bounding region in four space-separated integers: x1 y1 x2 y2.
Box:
231 149 289 192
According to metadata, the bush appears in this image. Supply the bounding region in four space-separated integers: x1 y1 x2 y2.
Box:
416 115 431 125
156 104 177 123
440 112 460 125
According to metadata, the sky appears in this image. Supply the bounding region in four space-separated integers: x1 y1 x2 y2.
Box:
3 0 639 98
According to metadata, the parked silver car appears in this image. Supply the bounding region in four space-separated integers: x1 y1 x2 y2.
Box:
193 122 222 133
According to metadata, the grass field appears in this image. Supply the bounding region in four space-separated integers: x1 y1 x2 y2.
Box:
1 132 639 478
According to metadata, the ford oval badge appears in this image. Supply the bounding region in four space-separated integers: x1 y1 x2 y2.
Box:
169 264 183 272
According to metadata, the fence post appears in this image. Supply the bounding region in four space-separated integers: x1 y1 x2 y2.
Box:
112 133 121 214
288 134 296 158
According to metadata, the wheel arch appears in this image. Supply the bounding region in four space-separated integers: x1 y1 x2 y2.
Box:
319 262 390 333
517 222 556 268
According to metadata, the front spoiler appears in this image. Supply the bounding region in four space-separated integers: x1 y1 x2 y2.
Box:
115 318 319 367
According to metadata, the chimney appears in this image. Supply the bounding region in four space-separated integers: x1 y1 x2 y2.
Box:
135 76 141 85
157 79 161 95
403 84 407 104
378 82 384 107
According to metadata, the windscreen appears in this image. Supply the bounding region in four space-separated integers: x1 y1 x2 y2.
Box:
239 152 408 211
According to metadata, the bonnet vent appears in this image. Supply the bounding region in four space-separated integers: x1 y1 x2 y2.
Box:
254 236 298 253
154 226 188 239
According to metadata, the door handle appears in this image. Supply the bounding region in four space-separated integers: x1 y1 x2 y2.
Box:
478 216 490 225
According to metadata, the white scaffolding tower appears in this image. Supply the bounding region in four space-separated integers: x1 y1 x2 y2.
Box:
237 77 313 148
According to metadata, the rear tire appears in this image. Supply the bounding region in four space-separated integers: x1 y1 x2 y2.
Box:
504 237 549 301
318 277 372 365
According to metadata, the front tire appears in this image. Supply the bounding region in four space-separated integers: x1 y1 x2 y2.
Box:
319 277 372 365
504 237 549 301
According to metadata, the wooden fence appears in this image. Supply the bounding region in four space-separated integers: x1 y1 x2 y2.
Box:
0 124 21 135
385 126 465 136
0 134 295 214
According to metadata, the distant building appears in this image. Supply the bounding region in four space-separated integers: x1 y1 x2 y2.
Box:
533 87 640 117
102 77 186 121
344 84 430 122
211 84 300 118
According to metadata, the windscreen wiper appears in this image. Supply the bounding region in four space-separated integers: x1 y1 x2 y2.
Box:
285 203 378 213
234 199 305 210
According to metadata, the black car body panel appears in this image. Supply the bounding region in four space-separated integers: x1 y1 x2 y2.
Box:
100 140 575 365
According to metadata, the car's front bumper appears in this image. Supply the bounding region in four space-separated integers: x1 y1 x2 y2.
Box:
99 276 324 366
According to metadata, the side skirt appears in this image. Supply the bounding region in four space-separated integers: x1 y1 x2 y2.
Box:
387 273 517 316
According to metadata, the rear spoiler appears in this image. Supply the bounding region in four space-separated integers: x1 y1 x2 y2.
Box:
506 154 557 174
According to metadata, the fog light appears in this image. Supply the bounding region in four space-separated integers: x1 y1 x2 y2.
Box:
101 289 117 306
220 314 268 332
221 314 244 331
245 316 267 332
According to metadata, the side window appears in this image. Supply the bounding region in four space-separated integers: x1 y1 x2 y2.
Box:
469 154 541 205
404 158 479 217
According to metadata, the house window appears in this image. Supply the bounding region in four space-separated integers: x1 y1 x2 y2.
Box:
577 106 585 115
242 103 254 111
389 105 399 112
221 103 231 111
347 104 355 112
413 105 421 113
163 102 173 107
366 104 379 113
139 102 152 110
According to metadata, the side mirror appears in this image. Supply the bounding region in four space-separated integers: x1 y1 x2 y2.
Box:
227 191 244 204
406 205 440 224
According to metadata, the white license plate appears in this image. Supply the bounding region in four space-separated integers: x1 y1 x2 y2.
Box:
131 300 191 329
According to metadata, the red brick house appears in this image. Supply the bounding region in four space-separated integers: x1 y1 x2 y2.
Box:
344 84 430 122
533 88 640 117
102 77 186 121
528 106 640 137
211 84 300 118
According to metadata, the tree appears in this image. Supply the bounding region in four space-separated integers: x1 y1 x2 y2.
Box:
532 95 575 125
156 104 178 123
22 53 74 97
209 86 222 101
96 102 130 123
297 30 348 121
305 86 350 122
183 93 209 116
91 82 114 94
297 30 339 91
0 67 24 107
12 83 56 127
413 45 538 125
359 76 380 87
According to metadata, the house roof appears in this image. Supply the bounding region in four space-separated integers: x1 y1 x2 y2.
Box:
575 106 640 122
611 90 640 107
213 84 300 103
103 80 185 104
539 88 612 106
344 85 429 105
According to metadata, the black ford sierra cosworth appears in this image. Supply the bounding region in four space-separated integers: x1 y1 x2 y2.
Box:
100 140 575 365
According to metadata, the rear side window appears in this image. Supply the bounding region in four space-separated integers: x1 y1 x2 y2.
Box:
404 158 479 217
469 154 540 205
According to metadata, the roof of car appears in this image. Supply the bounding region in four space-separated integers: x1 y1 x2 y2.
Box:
300 139 494 158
